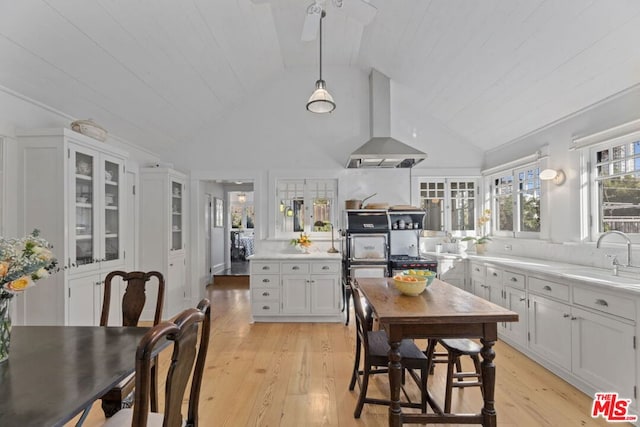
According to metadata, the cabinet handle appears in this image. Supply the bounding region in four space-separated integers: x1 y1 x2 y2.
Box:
594 299 609 307
262 266 270 270
571 316 578 320
262 278 270 283
95 281 101 286
262 292 270 297
169 263 173 267
474 267 480 272
492 272 498 276
322 266 330 270
543 285 552 291
510 277 518 282
292 266 300 270
519 297 526 302
563 313 570 318
262 305 270 310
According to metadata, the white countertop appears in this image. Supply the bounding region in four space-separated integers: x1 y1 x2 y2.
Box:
248 252 343 261
424 251 640 295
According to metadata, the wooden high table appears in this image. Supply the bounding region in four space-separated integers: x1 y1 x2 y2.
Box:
0 326 159 427
355 277 519 427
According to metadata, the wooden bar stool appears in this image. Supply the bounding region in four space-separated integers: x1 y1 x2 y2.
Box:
426 338 484 413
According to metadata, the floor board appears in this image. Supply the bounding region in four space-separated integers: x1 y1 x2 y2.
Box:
69 282 624 427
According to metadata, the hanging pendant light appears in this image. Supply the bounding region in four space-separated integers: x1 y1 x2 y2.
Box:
306 10 335 114
237 192 246 203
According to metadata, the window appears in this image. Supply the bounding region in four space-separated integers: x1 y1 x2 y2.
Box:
491 165 540 236
592 140 640 234
276 179 337 237
418 179 477 235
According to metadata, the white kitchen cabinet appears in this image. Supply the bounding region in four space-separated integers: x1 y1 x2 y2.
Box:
250 257 342 322
67 272 123 326
528 294 572 371
468 261 638 412
571 303 635 400
140 167 188 320
438 257 468 291
17 128 128 325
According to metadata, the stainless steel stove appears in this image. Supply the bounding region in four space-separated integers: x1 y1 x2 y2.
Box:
389 255 438 275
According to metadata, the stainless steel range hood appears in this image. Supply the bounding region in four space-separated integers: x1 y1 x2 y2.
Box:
346 69 427 168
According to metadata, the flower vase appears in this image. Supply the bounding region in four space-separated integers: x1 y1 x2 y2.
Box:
298 245 311 254
475 243 487 255
0 295 12 363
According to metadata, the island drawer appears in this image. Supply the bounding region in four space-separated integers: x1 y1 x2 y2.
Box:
251 262 280 274
573 286 635 321
251 288 280 301
251 274 280 288
252 301 280 314
282 262 310 274
486 266 503 286
311 262 340 274
529 277 569 301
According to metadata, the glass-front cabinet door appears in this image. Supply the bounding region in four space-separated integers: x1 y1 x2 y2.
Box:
102 155 124 267
68 145 125 272
71 149 97 270
171 180 184 252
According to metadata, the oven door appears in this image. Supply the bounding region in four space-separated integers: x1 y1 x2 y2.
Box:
349 264 388 279
348 233 388 262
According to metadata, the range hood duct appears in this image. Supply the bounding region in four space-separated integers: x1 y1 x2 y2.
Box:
347 69 427 168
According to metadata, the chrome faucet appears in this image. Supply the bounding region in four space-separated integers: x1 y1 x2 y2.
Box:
597 230 632 268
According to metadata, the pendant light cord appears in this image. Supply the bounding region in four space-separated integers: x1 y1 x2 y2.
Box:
319 10 325 81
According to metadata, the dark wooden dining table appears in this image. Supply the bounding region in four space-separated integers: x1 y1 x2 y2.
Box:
355 277 519 427
0 325 156 427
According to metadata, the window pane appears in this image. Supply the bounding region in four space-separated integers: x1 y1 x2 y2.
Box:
494 176 514 231
449 180 476 231
519 167 540 232
278 180 304 233
309 180 335 231
420 181 445 231
599 174 640 233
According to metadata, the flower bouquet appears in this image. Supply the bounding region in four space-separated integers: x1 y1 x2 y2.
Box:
0 229 58 362
290 233 312 254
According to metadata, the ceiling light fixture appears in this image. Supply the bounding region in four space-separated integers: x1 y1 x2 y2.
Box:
237 192 247 203
306 10 335 114
540 169 566 185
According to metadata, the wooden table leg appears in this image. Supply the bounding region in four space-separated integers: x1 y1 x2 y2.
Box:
480 338 497 427
388 340 403 427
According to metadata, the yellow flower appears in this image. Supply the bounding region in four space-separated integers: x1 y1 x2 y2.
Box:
5 276 33 292
0 262 8 278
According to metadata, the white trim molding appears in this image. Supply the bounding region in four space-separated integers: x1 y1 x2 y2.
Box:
571 117 640 151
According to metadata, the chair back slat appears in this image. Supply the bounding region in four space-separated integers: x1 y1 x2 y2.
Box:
101 271 165 327
131 299 211 427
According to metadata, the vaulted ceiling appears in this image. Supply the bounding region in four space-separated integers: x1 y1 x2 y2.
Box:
1 0 640 158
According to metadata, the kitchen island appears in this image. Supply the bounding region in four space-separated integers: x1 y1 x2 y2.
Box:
249 252 343 322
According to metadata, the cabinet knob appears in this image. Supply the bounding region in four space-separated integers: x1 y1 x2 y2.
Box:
475 267 480 272
543 285 552 291
510 277 518 282
262 266 270 270
563 313 570 318
292 266 300 270
262 292 270 297
594 299 608 307
571 316 578 320
492 272 498 276
95 281 101 286
169 263 173 267
322 266 330 270
262 305 270 310
262 278 270 283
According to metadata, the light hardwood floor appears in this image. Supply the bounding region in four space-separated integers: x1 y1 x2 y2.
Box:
71 282 619 427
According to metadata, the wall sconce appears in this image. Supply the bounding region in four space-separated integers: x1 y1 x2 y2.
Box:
279 201 285 212
285 207 294 217
237 192 246 203
540 169 566 185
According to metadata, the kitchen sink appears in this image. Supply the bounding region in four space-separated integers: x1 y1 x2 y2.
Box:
556 267 640 286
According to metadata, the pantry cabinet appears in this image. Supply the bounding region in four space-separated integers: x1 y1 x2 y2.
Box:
250 257 342 322
17 128 128 325
140 167 188 320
